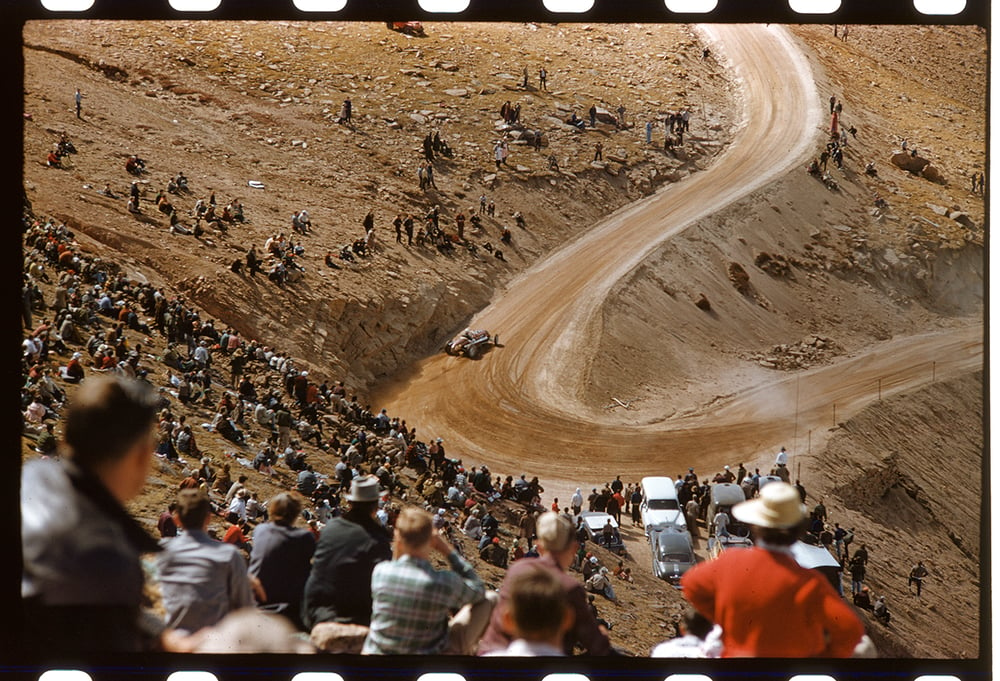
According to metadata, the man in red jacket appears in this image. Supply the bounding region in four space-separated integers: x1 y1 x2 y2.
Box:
681 482 864 657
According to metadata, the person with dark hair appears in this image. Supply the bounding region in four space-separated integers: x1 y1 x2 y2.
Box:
157 489 254 635
484 566 572 656
248 493 316 629
681 482 863 657
158 502 179 538
651 608 721 658
21 375 163 653
478 511 611 655
302 476 392 631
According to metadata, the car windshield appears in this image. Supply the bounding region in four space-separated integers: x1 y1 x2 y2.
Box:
662 551 693 562
647 499 679 510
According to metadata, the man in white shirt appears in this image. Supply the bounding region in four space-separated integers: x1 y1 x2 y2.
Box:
775 446 788 467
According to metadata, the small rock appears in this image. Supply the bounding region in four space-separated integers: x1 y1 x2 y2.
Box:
444 88 469 97
695 294 711 311
515 165 529 173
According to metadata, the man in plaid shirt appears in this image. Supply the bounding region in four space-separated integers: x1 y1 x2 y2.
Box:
363 506 495 654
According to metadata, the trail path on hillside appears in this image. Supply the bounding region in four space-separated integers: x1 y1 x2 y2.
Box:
373 25 984 498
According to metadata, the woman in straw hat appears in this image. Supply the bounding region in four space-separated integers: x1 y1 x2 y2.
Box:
680 482 864 657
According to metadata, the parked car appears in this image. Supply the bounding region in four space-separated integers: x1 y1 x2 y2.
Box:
707 482 750 538
757 474 783 492
579 511 626 555
707 533 754 560
650 526 697 587
639 476 686 536
791 540 842 591
444 328 499 359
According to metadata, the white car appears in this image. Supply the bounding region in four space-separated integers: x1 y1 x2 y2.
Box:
639 476 687 535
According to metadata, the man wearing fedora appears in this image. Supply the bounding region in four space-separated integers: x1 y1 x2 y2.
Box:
681 482 864 657
302 475 392 631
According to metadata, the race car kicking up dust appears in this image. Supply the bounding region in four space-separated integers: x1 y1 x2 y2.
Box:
444 328 499 359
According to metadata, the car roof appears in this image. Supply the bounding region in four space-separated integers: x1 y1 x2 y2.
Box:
710 483 746 505
790 541 840 569
653 528 693 549
640 476 679 499
580 512 619 530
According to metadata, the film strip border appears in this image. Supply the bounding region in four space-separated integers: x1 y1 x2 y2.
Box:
5 0 990 679
1 0 990 24
19 664 996 680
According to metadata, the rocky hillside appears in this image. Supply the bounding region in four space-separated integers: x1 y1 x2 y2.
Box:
24 20 735 388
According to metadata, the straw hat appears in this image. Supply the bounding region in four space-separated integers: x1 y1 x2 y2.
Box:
732 481 806 529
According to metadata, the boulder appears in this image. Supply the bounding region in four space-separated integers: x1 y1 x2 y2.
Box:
594 107 617 124
728 262 752 295
891 152 929 174
409 113 427 124
950 212 976 229
695 294 712 311
310 622 369 654
921 164 947 185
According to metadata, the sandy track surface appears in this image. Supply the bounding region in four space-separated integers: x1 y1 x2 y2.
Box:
373 25 984 497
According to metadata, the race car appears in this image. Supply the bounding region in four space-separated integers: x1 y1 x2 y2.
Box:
444 328 498 359
386 21 426 37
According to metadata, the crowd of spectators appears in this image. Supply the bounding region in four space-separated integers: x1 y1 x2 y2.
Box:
20 198 875 658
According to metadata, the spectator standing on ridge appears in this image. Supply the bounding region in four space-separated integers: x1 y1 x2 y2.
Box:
157 489 254 635
681 482 863 657
362 506 493 654
21 375 163 653
75 88 83 118
908 561 929 598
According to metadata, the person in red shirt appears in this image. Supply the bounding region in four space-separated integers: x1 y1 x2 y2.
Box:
681 482 864 658
223 512 250 552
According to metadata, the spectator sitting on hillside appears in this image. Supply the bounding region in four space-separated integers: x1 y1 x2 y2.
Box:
302 476 392 635
157 489 255 635
585 567 618 603
247 492 316 630
480 536 508 568
362 506 494 655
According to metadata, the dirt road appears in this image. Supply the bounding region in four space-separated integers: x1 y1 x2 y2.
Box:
373 25 984 501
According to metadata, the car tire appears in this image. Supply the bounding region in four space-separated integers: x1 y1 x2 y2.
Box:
467 344 479 359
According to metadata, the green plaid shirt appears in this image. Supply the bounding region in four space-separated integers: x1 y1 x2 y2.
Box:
363 551 484 654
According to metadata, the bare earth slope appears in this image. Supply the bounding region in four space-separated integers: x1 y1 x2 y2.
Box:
23 20 735 387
